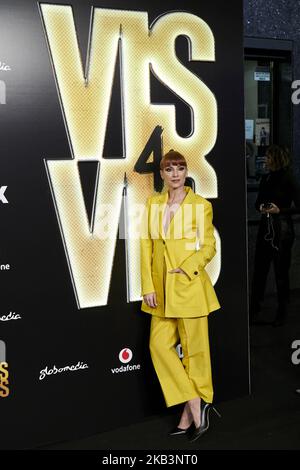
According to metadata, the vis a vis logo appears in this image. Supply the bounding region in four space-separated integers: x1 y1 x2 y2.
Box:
40 4 221 309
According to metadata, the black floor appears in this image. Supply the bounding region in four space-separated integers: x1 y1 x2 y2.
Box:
39 291 300 451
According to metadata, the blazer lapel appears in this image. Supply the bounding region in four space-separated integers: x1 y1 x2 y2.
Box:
158 186 195 239
157 189 168 240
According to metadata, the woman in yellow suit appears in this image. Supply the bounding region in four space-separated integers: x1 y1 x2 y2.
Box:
140 150 221 442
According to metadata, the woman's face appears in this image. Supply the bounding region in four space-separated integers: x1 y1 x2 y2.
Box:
160 163 187 190
265 153 275 171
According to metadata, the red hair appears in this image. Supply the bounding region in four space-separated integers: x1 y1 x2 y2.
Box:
160 150 187 170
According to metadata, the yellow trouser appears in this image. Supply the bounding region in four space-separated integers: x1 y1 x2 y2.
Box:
149 315 213 407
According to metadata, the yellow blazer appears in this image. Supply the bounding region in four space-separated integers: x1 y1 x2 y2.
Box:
140 185 221 318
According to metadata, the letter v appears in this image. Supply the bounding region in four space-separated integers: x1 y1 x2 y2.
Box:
40 4 125 308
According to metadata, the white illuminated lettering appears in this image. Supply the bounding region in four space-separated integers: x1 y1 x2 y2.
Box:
40 4 220 309
0 264 10 271
0 186 8 203
0 340 6 363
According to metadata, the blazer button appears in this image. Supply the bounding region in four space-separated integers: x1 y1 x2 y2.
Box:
194 271 198 275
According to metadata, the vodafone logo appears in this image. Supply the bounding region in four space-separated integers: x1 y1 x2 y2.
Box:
111 347 141 375
119 348 133 364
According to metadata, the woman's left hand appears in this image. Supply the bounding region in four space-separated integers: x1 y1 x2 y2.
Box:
266 203 280 214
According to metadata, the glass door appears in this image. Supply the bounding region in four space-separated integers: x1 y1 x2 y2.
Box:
244 54 292 221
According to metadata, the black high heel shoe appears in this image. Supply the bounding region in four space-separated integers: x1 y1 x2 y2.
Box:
189 401 221 442
169 423 194 436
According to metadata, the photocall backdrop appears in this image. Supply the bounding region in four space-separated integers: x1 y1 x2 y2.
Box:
0 0 248 449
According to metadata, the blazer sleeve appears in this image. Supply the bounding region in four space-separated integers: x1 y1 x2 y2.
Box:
140 197 155 296
179 200 216 281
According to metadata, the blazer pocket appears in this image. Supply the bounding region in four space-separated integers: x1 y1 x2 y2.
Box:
174 272 191 282
171 272 203 308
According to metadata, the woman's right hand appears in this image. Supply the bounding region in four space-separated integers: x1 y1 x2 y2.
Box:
143 292 157 308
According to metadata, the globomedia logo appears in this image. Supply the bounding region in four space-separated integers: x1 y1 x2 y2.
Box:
111 347 141 374
39 361 89 381
0 340 9 398
0 311 21 322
